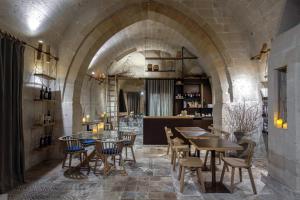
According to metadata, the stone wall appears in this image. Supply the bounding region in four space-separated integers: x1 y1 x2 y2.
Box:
22 46 63 170
268 23 300 194
80 76 106 124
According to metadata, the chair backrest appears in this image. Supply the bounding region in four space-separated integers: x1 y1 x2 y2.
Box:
238 139 256 166
122 133 136 145
58 136 82 150
208 126 230 141
220 130 231 140
208 125 214 133
164 126 173 144
95 139 124 156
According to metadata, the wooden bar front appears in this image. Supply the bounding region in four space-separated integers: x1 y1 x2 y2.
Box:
143 116 213 145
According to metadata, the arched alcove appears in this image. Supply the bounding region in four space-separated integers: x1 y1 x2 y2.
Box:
61 1 233 134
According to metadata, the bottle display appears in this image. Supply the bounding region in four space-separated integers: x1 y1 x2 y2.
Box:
48 88 52 100
40 86 44 100
44 87 48 99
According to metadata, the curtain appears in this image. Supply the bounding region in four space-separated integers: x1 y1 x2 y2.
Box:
127 92 140 114
118 89 127 112
146 79 174 116
0 34 25 193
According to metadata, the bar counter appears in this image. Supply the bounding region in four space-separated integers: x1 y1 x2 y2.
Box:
143 116 213 145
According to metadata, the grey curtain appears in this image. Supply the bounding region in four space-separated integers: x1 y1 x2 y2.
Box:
127 92 140 114
146 79 174 116
0 33 25 193
119 89 127 112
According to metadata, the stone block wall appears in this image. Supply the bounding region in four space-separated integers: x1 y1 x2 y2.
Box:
268 23 300 193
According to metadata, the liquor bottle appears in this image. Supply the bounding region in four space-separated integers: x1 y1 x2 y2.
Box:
48 88 52 100
40 86 44 100
44 87 48 99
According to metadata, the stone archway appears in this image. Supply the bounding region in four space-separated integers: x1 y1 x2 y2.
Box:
62 1 233 134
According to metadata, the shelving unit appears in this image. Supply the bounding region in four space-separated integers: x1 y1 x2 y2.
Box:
32 122 55 128
173 75 213 116
33 73 56 80
31 48 58 151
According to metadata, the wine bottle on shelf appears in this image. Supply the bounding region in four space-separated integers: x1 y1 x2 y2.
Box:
48 88 52 100
47 110 51 123
44 87 48 99
40 86 44 100
39 136 44 148
43 136 48 146
48 134 52 145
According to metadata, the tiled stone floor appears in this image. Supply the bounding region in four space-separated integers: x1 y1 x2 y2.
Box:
8 135 278 200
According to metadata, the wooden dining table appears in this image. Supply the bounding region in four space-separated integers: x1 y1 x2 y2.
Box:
190 138 243 193
175 128 216 140
175 126 205 133
175 126 217 157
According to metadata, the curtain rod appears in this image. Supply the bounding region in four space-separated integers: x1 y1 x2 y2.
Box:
0 29 59 61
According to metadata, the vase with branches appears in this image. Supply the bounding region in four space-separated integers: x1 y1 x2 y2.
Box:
224 101 261 143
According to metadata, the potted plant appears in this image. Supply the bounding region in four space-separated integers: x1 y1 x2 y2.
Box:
224 101 260 143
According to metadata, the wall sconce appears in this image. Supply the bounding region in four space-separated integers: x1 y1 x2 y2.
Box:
86 114 90 122
87 72 106 84
92 126 98 134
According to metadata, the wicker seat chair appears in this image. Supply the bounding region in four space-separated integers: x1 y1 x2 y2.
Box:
94 139 125 175
59 136 88 169
121 133 137 163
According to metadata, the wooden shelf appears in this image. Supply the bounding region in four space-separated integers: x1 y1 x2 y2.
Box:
146 70 176 72
33 145 54 152
34 73 56 80
34 99 56 103
32 122 55 128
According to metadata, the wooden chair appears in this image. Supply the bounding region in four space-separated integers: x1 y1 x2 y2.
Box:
94 139 126 175
178 157 206 193
164 127 189 171
58 136 88 169
220 139 257 194
122 133 137 163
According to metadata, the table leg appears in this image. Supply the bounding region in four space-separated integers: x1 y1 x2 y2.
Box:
204 149 230 193
211 150 216 185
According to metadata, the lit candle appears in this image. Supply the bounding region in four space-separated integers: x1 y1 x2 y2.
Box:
86 114 90 122
92 126 98 134
98 122 104 130
276 118 283 128
283 122 288 129
82 117 86 123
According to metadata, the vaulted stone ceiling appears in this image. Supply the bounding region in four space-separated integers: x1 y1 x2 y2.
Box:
0 0 285 57
88 19 202 77
0 0 287 100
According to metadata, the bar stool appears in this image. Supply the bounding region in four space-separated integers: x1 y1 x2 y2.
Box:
178 157 206 193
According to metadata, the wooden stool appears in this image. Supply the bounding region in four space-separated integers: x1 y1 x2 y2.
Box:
178 157 206 193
